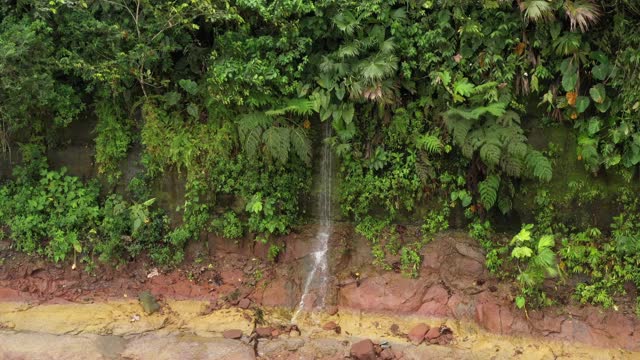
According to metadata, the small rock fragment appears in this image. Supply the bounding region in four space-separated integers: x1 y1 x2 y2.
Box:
147 268 160 279
238 298 251 309
223 329 243 340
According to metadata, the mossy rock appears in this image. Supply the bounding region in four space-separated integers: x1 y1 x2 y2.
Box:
138 291 160 315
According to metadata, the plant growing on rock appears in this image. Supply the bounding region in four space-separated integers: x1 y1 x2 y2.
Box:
509 224 560 312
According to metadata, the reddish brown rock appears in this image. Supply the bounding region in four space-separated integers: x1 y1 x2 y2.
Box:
238 298 251 309
255 327 273 338
380 348 396 360
322 321 338 331
222 329 243 340
261 278 292 307
326 305 339 316
407 323 430 345
350 339 376 360
425 327 440 341
271 329 280 338
339 273 426 312
416 285 450 317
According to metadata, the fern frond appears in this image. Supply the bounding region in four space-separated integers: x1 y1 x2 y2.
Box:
479 174 500 209
501 156 523 177
525 149 552 181
263 127 290 165
498 110 521 126
480 143 502 167
265 98 316 116
291 127 311 165
244 127 262 160
497 195 512 214
237 112 271 140
416 134 443 154
471 102 508 118
444 116 472 146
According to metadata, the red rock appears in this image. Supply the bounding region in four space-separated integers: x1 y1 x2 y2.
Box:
407 323 430 345
380 348 396 360
389 324 400 335
339 273 426 312
271 329 280 337
322 321 338 331
425 327 440 341
326 305 339 316
238 298 251 309
222 329 243 339
255 326 273 338
350 339 376 360
261 278 291 307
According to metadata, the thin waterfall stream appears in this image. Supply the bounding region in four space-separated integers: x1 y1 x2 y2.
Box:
291 123 333 324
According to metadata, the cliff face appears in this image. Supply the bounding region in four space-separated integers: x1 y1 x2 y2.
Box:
1 225 639 352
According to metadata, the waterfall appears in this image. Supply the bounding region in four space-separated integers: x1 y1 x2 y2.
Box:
291 122 332 323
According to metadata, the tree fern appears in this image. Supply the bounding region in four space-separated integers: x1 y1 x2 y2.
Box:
479 175 500 209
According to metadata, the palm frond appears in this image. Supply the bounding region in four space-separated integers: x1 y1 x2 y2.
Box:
520 0 555 23
564 0 601 32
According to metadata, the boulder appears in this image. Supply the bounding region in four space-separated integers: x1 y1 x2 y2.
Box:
350 339 376 360
407 323 430 345
223 329 243 340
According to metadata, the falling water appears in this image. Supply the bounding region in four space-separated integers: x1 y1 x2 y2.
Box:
291 122 333 324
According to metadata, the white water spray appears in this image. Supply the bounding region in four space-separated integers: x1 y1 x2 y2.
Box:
291 123 333 323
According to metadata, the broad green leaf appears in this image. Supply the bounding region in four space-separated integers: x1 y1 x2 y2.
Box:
515 296 526 309
594 97 611 112
186 103 199 118
562 72 577 91
589 84 606 104
575 96 590 113
592 63 612 81
178 79 198 95
512 246 533 259
342 103 354 124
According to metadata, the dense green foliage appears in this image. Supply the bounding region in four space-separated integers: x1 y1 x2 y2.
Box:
1 0 640 312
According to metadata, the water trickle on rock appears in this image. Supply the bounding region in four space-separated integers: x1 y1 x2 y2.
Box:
291 122 333 324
